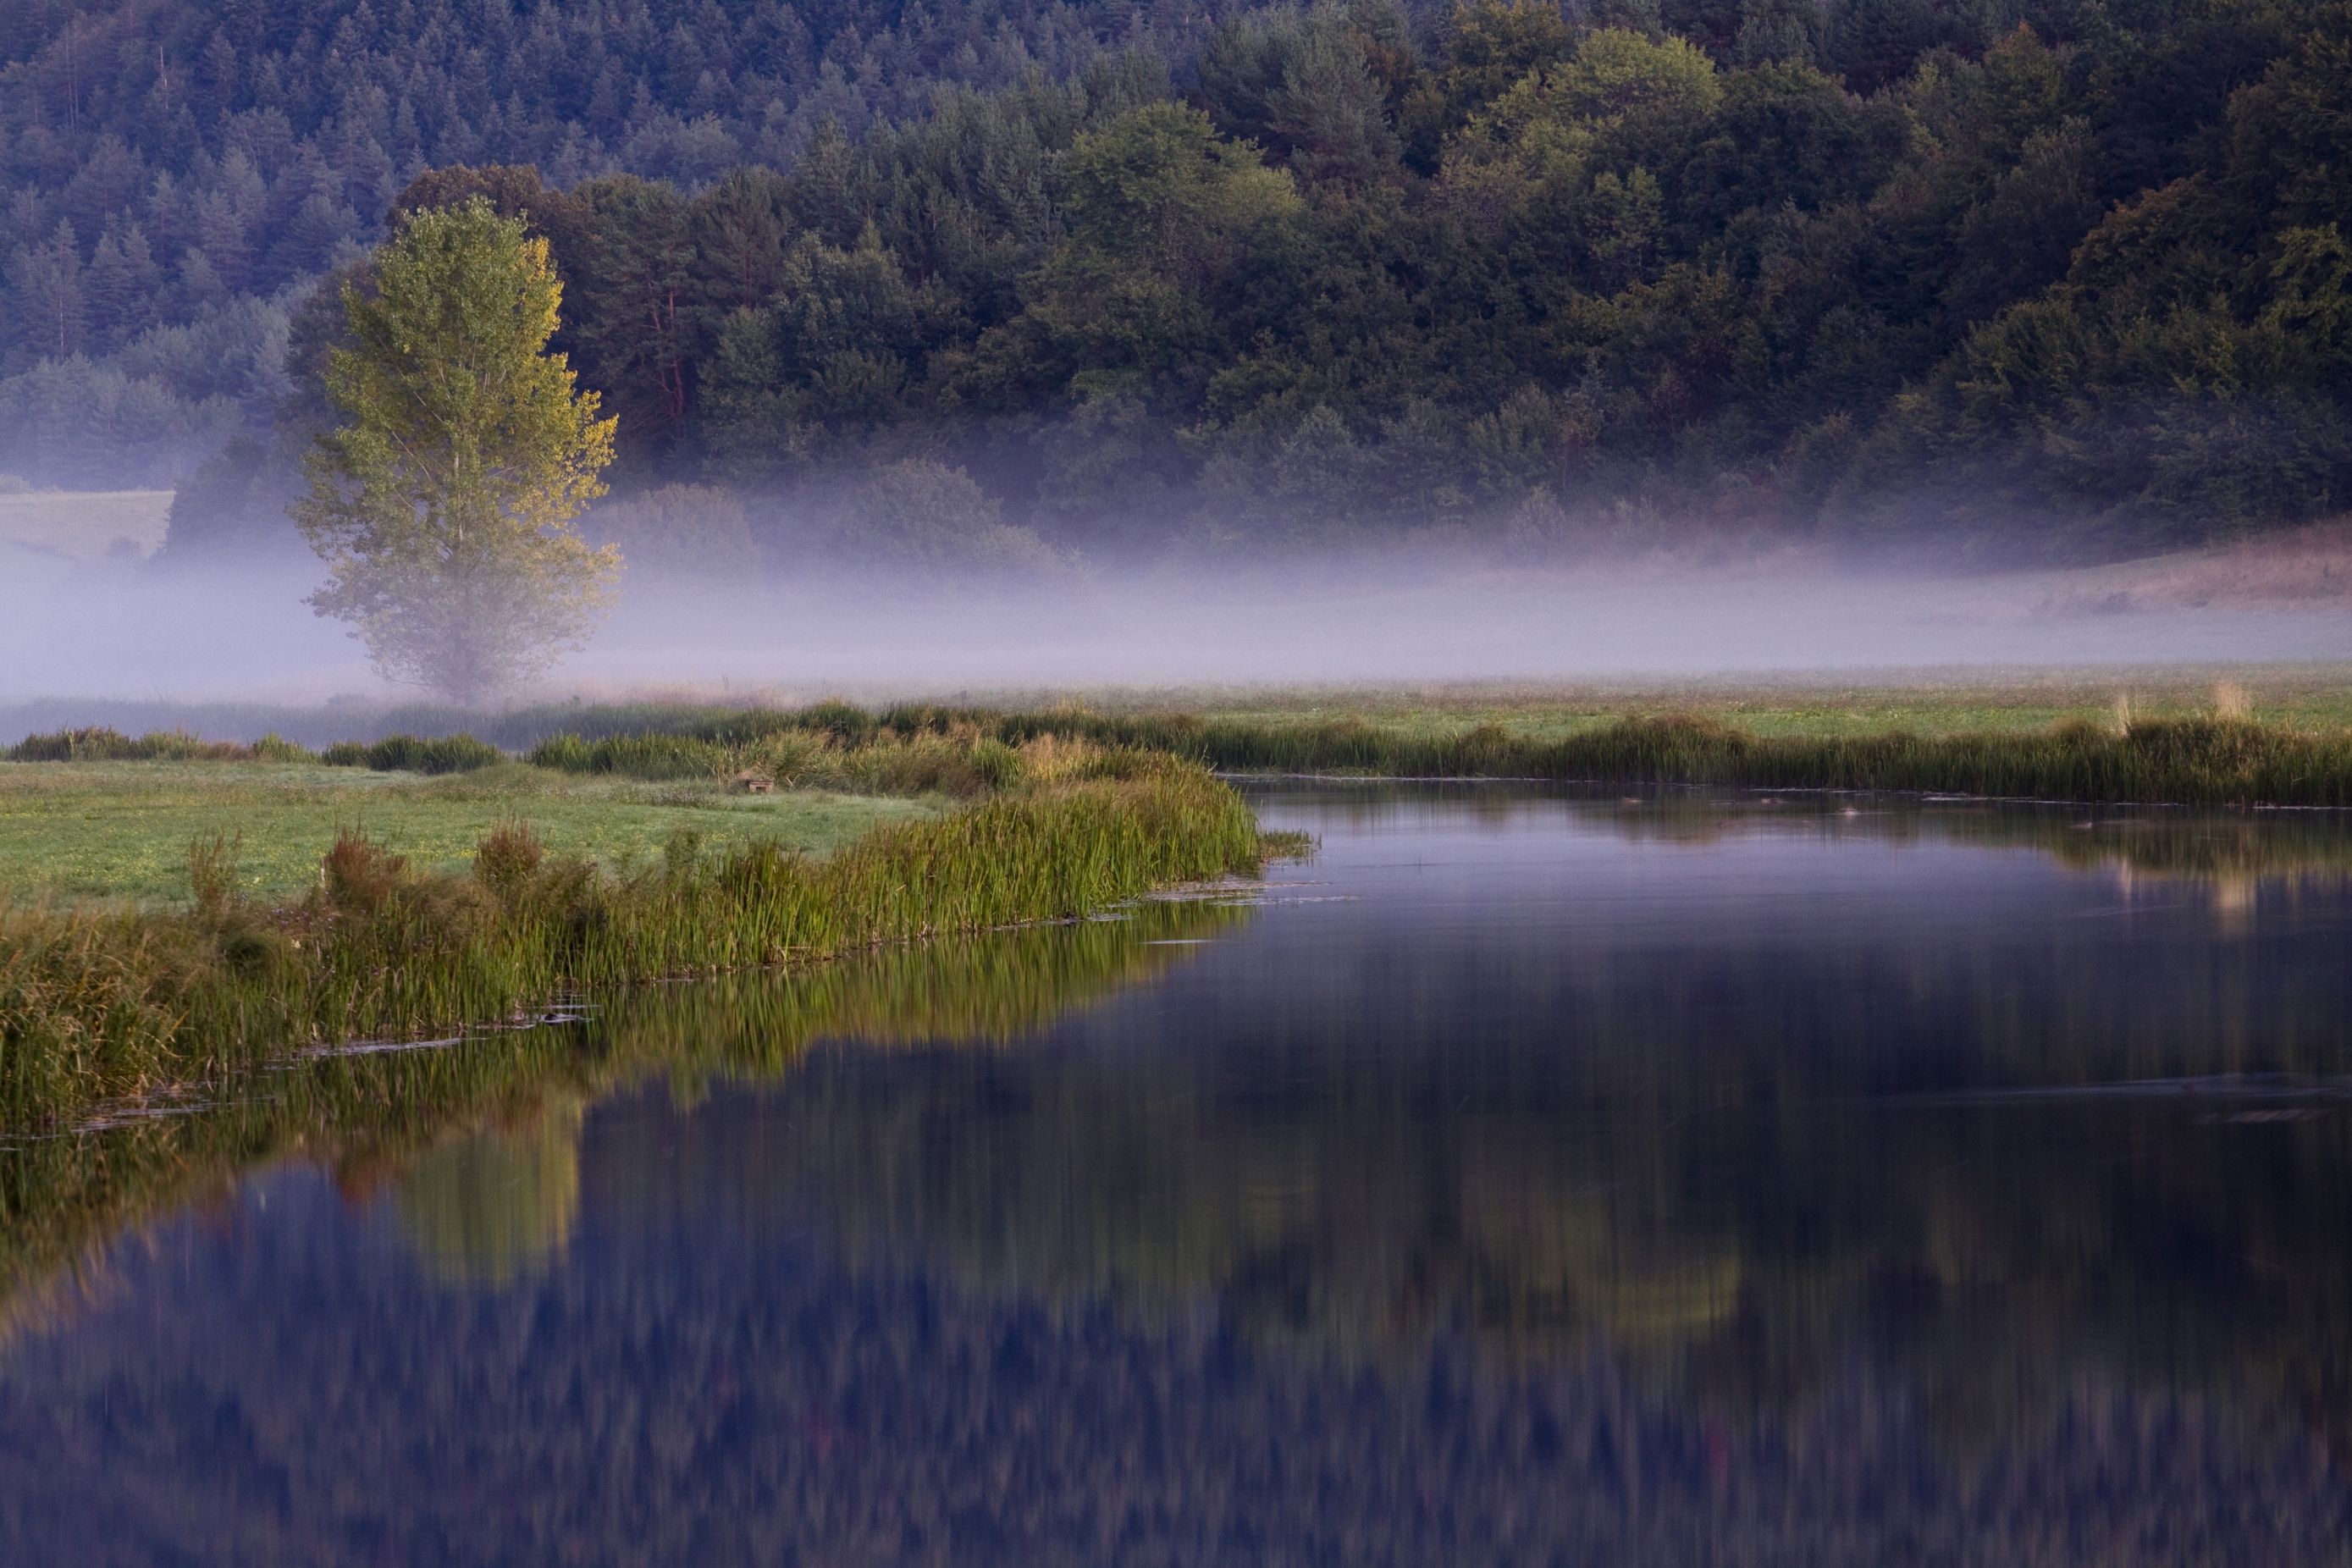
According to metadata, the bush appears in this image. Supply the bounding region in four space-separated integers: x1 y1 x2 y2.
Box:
472 819 546 897
836 458 1064 574
7 726 276 762
587 483 765 578
8 726 143 761
323 734 505 774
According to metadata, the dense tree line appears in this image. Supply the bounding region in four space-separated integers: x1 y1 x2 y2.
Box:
0 0 1240 488
6 0 2348 560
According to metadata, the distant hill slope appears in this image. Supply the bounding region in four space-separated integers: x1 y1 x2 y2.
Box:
2034 519 2352 615
6 0 2349 561
0 489 172 560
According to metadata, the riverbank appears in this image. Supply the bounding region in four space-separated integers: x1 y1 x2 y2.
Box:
461 692 2352 808
1053 707 2352 807
0 894 1250 1346
0 745 1270 1125
12 668 2352 754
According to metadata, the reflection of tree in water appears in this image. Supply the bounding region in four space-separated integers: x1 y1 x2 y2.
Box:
394 1096 585 1286
0 896 1251 1340
5 808 2352 1560
728 1044 2352 1445
659 851 2352 1473
2 1144 2348 1565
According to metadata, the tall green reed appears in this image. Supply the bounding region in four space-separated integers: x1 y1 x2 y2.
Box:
0 893 1252 1346
0 762 1266 1126
518 700 2352 807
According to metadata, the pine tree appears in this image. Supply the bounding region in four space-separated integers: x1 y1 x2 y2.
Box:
5 221 87 363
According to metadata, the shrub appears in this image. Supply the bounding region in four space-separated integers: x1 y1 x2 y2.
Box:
8 726 142 761
321 830 408 912
472 819 545 898
6 726 269 762
323 733 505 774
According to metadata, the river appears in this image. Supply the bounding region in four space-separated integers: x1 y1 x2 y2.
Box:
4 784 2350 1564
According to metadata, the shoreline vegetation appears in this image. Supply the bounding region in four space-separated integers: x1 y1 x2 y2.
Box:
6 685 2349 1123
1 733 1271 1126
0 897 1252 1349
21 684 2346 807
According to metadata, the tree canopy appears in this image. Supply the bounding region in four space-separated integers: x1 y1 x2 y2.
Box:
6 0 2346 561
294 199 617 698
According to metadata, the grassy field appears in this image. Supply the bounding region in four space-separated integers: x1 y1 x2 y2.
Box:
0 743 1270 1122
11 667 2352 755
1162 671 2352 739
0 760 936 904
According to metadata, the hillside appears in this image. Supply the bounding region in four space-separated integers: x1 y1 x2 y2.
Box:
5 0 2348 563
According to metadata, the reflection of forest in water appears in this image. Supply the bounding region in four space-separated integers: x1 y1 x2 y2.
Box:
4 790 2352 1561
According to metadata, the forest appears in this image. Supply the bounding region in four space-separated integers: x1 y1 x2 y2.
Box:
3 0 2348 566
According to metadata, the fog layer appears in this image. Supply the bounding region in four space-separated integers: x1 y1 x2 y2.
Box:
5 541 2349 709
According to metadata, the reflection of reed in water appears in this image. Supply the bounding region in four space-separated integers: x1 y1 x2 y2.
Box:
0 894 1250 1334
2046 815 2352 884
1500 788 2352 914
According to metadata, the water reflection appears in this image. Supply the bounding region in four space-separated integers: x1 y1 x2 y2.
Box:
4 787 2352 1562
0 894 1252 1333
394 1096 585 1286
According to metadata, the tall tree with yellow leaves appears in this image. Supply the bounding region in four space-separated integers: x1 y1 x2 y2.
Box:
295 198 618 701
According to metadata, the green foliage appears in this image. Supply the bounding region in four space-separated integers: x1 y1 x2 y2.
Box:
1032 706 2352 806
0 762 1268 1123
320 734 505 775
6 727 310 764
585 483 765 578
532 719 1084 798
14 0 2351 554
512 695 2352 807
1834 5 2352 549
837 458 1063 572
294 200 620 699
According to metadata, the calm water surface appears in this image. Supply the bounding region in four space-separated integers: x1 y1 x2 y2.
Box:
5 785 2352 1565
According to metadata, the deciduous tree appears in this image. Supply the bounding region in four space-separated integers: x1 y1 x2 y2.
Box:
293 198 618 700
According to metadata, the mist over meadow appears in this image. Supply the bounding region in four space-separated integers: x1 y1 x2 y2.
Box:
7 538 2352 712
2 0 2348 712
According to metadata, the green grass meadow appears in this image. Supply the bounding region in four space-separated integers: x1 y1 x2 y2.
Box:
1170 672 2352 741
0 760 936 904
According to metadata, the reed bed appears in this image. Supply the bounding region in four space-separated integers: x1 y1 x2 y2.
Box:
30 695 2346 807
521 700 2352 809
528 723 1022 797
0 892 1251 1344
320 733 503 774
6 726 312 763
7 726 502 773
1042 710 2352 806
0 757 1265 1125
